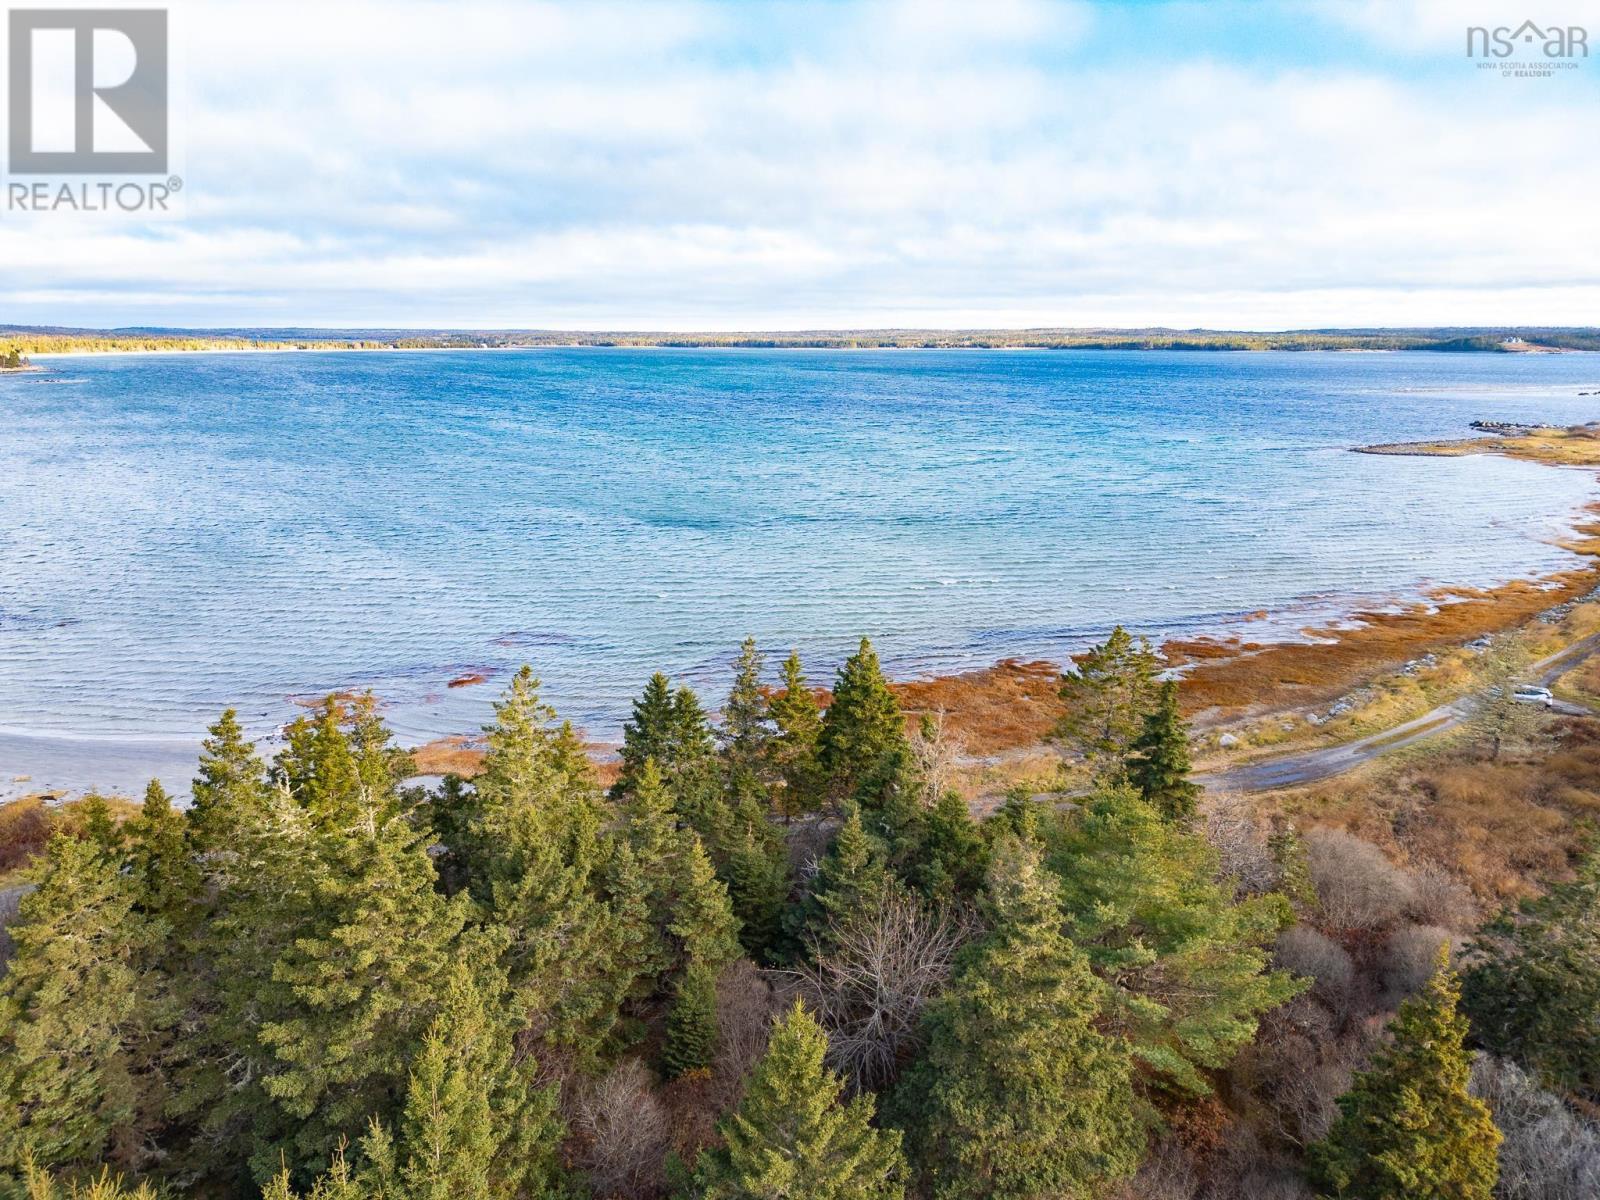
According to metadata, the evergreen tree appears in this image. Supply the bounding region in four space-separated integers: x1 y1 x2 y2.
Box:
359 946 566 1200
909 790 990 903
769 651 823 818
1268 820 1317 911
471 670 620 1062
616 674 718 797
718 796 791 963
0 835 155 1175
695 1000 906 1200
616 758 687 988
79 795 123 856
601 839 664 1007
188 707 268 863
1054 626 1159 768
818 638 907 801
1046 786 1300 1095
893 837 1142 1200
721 637 774 786
663 960 720 1079
669 836 743 975
251 802 472 1180
1462 851 1600 1099
128 780 199 934
275 698 365 828
788 801 897 955
1127 680 1200 822
1312 951 1499 1200
348 691 416 805
550 719 597 791
168 775 323 1181
617 673 678 794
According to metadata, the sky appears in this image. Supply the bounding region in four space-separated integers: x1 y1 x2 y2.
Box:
3 0 1600 331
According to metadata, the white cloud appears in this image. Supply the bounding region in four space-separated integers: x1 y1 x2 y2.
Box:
3 0 1599 327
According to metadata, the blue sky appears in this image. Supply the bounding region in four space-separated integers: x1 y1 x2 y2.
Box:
4 0 1599 330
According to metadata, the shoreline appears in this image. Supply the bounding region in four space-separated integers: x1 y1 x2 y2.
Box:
8 419 1600 802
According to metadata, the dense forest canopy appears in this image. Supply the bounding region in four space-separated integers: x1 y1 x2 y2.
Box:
0 630 1592 1199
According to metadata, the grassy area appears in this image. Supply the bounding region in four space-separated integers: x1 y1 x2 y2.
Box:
1359 422 1600 469
1252 710 1600 904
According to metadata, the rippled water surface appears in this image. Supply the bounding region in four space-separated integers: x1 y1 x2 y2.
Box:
3 348 1599 795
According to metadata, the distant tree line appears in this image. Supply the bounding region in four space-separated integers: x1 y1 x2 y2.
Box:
7 326 1600 358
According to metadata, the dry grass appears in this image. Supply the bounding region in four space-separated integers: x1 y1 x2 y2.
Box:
1172 569 1600 720
409 734 486 777
1358 422 1600 468
892 659 1065 754
0 794 143 877
1265 716 1600 903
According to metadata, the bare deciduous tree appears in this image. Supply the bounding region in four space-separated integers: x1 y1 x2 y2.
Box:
708 959 785 1112
569 1058 672 1200
909 709 965 804
789 890 977 1092
1203 793 1278 898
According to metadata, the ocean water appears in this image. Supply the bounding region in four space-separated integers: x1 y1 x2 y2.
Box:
2 347 1599 797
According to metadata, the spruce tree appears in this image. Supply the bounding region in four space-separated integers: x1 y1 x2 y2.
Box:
617 673 717 796
472 670 620 1062
1462 851 1600 1099
1054 626 1159 768
663 959 720 1079
0 835 154 1175
722 637 774 786
79 795 123 856
252 801 472 1180
617 758 688 986
790 801 896 954
168 775 323 1180
1127 679 1200 822
670 835 743 975
818 638 907 801
1046 786 1300 1095
695 1000 906 1200
719 797 791 963
128 780 199 935
188 707 268 869
550 719 597 790
1312 951 1499 1200
770 650 823 818
619 672 679 788
274 697 365 828
359 946 566 1200
893 837 1142 1200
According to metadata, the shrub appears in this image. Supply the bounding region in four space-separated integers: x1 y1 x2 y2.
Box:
1382 924 1455 1001
709 959 783 1112
1305 828 1414 931
1274 926 1356 1020
0 799 53 872
790 890 974 1093
1470 1054 1600 1200
1406 863 1480 931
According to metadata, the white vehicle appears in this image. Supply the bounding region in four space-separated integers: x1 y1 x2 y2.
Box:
1512 685 1554 707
